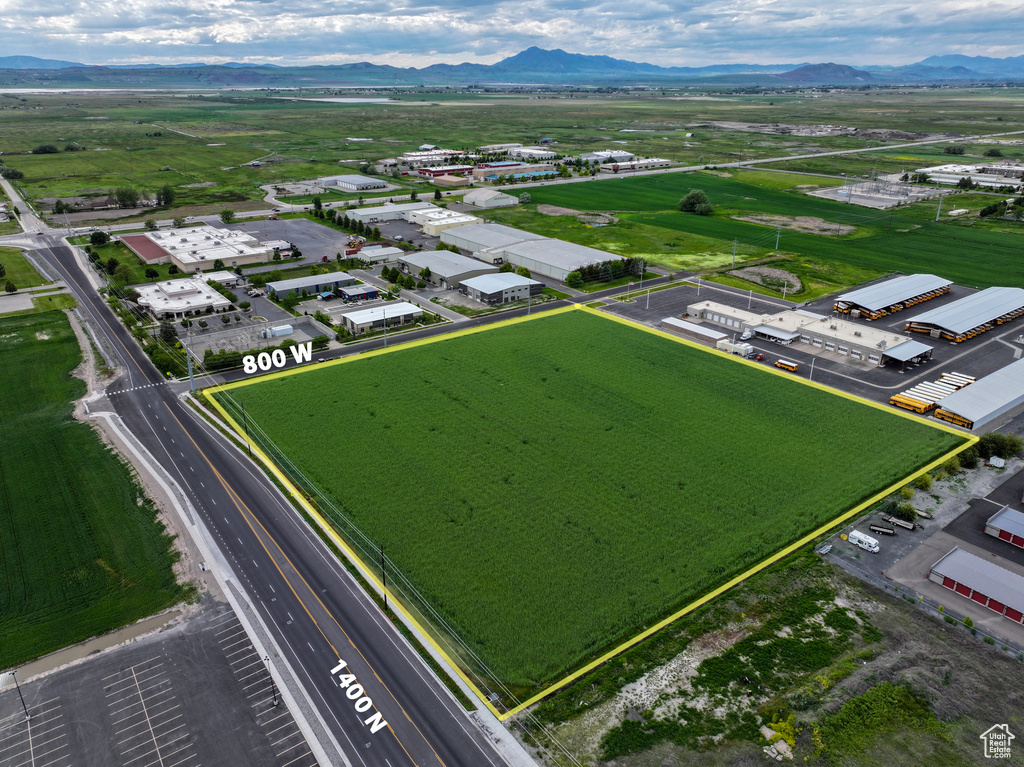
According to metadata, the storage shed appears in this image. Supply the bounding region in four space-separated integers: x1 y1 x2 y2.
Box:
929 547 1024 625
660 317 728 344
985 507 1024 550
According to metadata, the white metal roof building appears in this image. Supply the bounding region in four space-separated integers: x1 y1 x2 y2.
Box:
322 174 388 192
934 357 1024 431
398 252 497 289
580 149 636 164
339 301 423 334
440 223 546 259
986 507 1024 549
121 227 273 273
834 274 953 317
458 273 542 304
929 547 1024 624
498 239 624 282
266 272 357 299
660 317 728 344
407 208 479 236
357 245 403 264
132 277 232 319
904 287 1024 342
462 189 519 208
348 202 438 224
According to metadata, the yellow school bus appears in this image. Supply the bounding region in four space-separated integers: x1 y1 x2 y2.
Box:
774 359 799 372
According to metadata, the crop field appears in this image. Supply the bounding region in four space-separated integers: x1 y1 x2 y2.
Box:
0 311 185 669
212 308 963 694
520 171 1024 288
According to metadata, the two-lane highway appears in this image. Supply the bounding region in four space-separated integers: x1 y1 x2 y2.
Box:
31 234 513 767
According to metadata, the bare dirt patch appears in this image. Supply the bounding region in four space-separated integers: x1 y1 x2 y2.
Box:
181 181 216 189
732 214 854 236
727 265 803 293
35 331 51 340
538 204 582 217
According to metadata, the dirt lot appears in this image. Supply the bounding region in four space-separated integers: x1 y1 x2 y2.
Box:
732 213 855 236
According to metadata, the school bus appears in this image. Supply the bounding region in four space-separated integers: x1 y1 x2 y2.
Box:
774 359 799 372
934 408 974 429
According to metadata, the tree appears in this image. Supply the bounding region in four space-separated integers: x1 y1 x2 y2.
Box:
433 189 442 201
172 217 186 228
371 226 381 240
978 432 1023 459
145 268 159 279
418 267 431 279
984 148 1004 157
220 209 236 224
159 320 178 344
197 319 208 329
893 502 917 523
239 301 251 311
499 261 516 273
565 271 584 289
104 257 120 275
515 265 531 278
410 190 418 201
212 259 225 270
63 142 85 152
113 186 141 208
53 200 74 214
30 144 59 154
90 231 110 247
168 264 179 275
0 167 24 180
417 280 426 289
519 192 531 204
694 202 714 216
312 196 323 211
4 280 15 294
113 264 134 284
145 218 157 231
943 145 966 155
0 263 5 279
679 189 709 212
180 318 192 329
155 184 176 207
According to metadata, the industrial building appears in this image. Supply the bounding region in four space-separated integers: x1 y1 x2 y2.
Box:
132 277 232 319
904 287 1024 342
477 143 523 154
660 317 728 344
913 161 1024 189
121 227 275 273
688 300 933 367
508 146 557 161
929 547 1024 625
580 149 635 164
934 357 1024 431
204 270 245 289
986 507 1024 550
483 170 558 182
347 201 437 224
398 252 497 289
338 285 380 301
432 175 471 188
266 272 357 300
396 149 465 167
462 189 519 208
340 302 423 335
600 158 672 173
833 274 953 319
407 208 479 236
357 245 403 264
458 273 542 304
440 223 546 260
417 165 475 179
499 239 624 282
321 174 388 192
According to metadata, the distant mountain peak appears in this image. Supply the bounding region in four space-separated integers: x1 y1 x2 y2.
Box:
779 62 874 82
0 54 83 70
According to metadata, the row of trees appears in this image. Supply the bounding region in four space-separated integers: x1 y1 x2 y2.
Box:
565 257 645 288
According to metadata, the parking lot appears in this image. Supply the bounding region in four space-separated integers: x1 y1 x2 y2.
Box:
212 218 353 266
0 600 317 767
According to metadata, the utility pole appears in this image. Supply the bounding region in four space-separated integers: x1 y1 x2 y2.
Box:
748 288 753 309
12 670 30 720
809 357 816 381
696 277 701 296
241 402 252 458
775 227 781 251
782 282 790 302
935 195 943 221
185 325 196 393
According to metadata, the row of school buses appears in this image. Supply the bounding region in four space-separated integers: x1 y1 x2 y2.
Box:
833 284 952 321
889 372 976 415
905 302 1024 343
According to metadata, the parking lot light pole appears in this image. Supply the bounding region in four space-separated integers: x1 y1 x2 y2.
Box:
12 670 30 720
264 657 280 707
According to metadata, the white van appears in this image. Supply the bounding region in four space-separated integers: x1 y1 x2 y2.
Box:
848 530 880 553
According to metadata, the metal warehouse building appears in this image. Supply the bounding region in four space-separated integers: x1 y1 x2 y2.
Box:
440 223 546 261
398 251 497 289
833 274 952 319
929 547 1024 625
459 273 542 304
660 317 727 344
499 239 623 282
267 273 356 299
340 302 422 335
934 357 1024 430
322 174 388 192
986 507 1024 550
348 202 437 224
904 286 1024 342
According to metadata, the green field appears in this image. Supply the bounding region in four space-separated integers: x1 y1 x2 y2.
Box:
518 171 1024 288
0 247 50 289
0 312 185 669
216 309 962 693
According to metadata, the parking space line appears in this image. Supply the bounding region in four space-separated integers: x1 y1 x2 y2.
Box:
279 752 315 767
270 731 305 749
264 720 296 737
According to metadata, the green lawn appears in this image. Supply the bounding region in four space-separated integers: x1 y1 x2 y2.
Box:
0 312 185 669
0 247 49 288
216 309 962 694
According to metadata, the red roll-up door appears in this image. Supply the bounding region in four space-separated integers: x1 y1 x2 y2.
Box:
955 582 971 596
1006 608 1024 622
942 576 956 589
998 529 1013 541
1012 535 1024 548
988 599 1005 614
971 590 987 604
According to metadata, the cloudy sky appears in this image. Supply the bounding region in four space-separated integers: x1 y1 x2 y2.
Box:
3 0 1023 68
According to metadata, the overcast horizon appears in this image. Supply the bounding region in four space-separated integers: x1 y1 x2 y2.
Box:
3 0 1024 69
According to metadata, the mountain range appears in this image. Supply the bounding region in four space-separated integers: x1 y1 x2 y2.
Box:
1 47 1022 86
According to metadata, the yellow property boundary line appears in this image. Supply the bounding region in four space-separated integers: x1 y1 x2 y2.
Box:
206 304 976 721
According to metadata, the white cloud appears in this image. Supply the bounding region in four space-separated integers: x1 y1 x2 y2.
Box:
1 0 1022 67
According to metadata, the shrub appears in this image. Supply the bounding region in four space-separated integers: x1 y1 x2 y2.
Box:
978 432 1023 459
945 615 957 624
984 148 1004 157
90 231 111 246
913 473 933 491
984 636 995 645
943 145 966 155
893 503 917 523
900 486 915 500
962 616 974 628
31 144 59 154
679 189 709 212
942 456 961 474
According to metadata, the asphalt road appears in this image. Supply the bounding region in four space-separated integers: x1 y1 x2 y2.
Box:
29 234 510 767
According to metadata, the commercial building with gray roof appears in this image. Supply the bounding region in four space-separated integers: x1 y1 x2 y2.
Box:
904 286 1024 341
986 507 1024 550
934 357 1024 431
398 251 497 289
499 238 624 281
459 272 542 304
834 274 952 316
929 547 1024 625
267 272 356 299
440 223 545 260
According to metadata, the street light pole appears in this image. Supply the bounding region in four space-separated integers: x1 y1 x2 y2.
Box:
264 657 280 707
809 357 816 381
12 670 30 720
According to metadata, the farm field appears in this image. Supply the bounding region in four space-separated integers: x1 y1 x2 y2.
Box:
0 311 185 669
212 308 963 695
518 171 1024 289
0 247 49 288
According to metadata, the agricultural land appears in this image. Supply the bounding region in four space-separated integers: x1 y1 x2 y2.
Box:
0 311 186 669
211 309 963 697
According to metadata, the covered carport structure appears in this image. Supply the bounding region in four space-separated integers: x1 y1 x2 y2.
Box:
834 273 952 319
750 324 801 345
904 286 1024 342
879 339 934 371
934 357 1024 431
